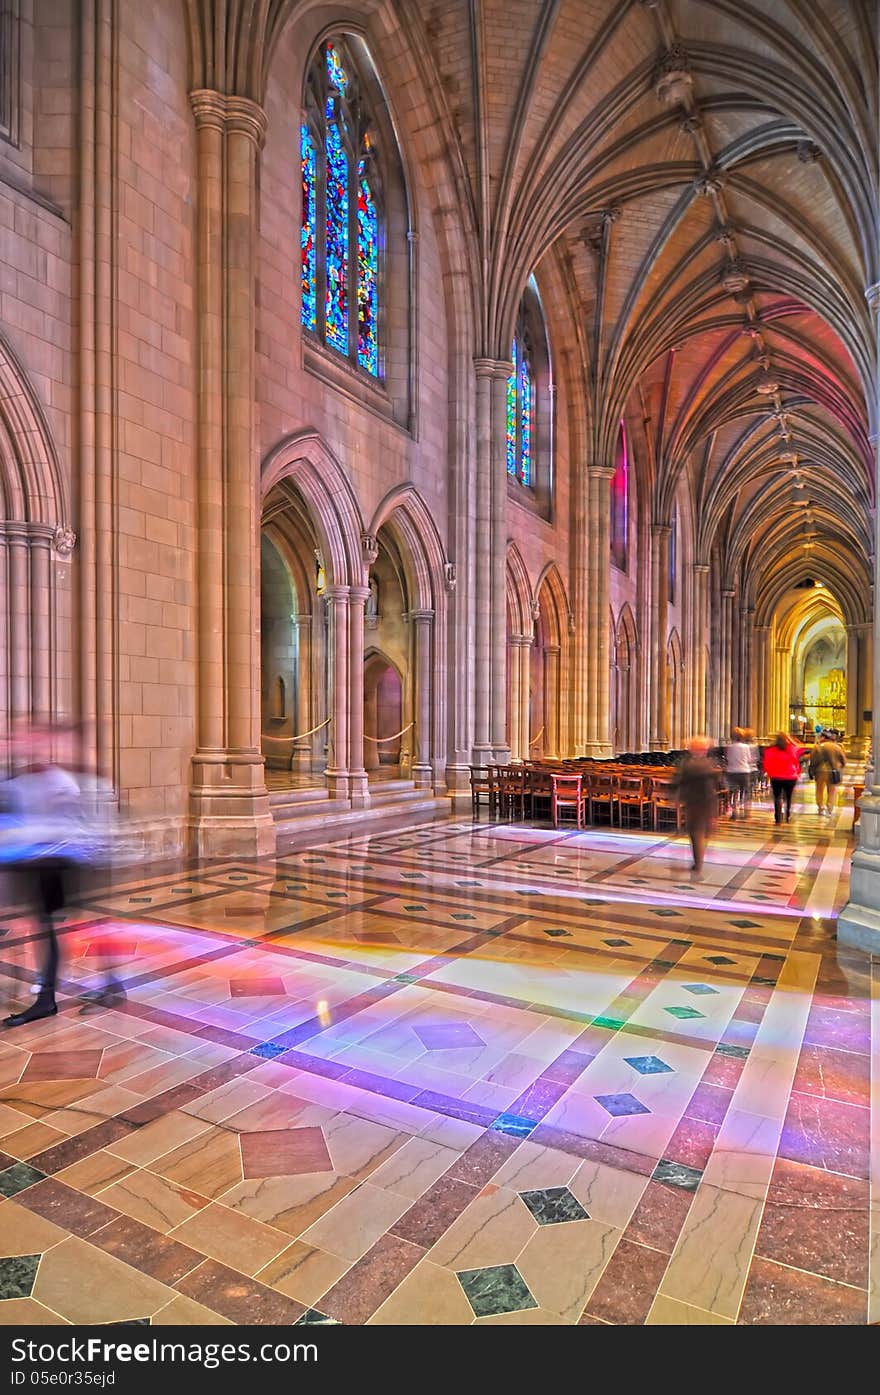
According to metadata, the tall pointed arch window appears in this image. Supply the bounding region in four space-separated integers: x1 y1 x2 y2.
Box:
611 422 629 572
300 39 383 377
507 283 553 512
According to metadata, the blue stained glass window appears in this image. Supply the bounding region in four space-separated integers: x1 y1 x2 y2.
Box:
324 114 349 353
507 341 517 476
507 332 534 486
300 124 317 333
357 160 379 374
302 39 385 378
326 44 349 97
519 352 531 486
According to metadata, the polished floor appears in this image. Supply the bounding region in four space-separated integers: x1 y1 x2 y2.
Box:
0 784 875 1325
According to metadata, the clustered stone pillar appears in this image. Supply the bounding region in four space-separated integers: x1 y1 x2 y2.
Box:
718 588 735 741
410 608 434 787
473 358 511 765
738 605 754 729
545 643 560 757
649 524 670 750
326 586 350 800
292 615 312 774
754 625 771 736
348 586 369 805
585 465 614 755
839 282 880 950
188 90 273 857
691 563 710 734
507 635 532 762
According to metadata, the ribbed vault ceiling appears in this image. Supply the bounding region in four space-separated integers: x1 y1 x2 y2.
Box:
406 0 877 623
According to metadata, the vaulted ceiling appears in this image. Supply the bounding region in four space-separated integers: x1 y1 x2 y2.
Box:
407 0 877 621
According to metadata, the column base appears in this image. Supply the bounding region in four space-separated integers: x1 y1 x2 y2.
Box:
492 745 511 764
349 770 370 808
472 745 493 767
583 742 613 758
189 750 275 860
838 793 880 954
412 763 433 789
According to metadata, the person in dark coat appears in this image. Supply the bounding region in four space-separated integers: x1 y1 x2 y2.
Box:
673 736 722 878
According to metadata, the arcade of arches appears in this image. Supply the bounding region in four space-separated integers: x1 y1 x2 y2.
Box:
1 0 880 1329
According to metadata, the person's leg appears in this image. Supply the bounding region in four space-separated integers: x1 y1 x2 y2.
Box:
771 779 783 824
784 780 795 821
4 865 60 1028
815 771 826 813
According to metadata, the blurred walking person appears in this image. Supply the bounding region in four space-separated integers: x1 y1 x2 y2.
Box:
808 732 846 817
725 727 758 819
674 736 723 878
0 723 82 1027
763 732 805 826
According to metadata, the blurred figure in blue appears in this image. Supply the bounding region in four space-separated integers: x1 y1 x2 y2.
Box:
0 722 81 1026
0 721 125 1026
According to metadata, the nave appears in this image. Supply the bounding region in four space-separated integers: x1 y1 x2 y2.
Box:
0 785 874 1326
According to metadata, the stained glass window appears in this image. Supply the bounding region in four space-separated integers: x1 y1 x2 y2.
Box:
507 329 535 486
300 39 384 379
300 125 317 333
611 423 628 571
357 153 378 373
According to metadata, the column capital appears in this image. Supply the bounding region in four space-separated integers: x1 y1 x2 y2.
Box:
588 464 615 480
326 584 350 602
509 633 534 647
349 585 371 604
692 562 710 574
849 621 873 635
866 282 880 314
408 608 434 624
473 356 511 379
721 587 736 599
189 89 268 147
651 523 672 538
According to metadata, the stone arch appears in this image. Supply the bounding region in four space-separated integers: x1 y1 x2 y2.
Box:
612 603 638 753
0 333 71 748
666 627 684 749
505 541 534 638
368 483 450 787
533 562 571 757
262 430 366 588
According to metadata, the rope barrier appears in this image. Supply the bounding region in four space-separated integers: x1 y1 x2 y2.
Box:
529 727 545 745
287 717 331 741
363 721 415 743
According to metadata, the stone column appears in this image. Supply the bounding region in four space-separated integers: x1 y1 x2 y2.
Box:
545 643 560 757
772 645 791 734
516 635 533 762
410 608 434 787
585 465 614 755
8 527 30 723
840 277 880 950
325 586 350 800
738 605 754 728
348 586 369 806
188 90 273 857
754 625 770 736
30 530 52 724
473 358 509 764
719 589 735 740
649 525 670 749
857 623 873 737
691 564 710 734
571 460 590 755
846 625 859 737
292 615 312 774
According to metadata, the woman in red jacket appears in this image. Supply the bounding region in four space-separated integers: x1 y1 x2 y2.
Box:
762 733 805 825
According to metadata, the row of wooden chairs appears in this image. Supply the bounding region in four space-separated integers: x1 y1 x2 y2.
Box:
469 763 699 831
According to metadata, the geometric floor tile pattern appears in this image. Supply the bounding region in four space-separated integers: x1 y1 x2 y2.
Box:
0 785 874 1324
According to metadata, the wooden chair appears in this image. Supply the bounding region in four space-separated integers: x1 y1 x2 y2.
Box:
551 773 585 829
651 775 682 832
616 774 651 830
587 772 616 826
525 763 554 819
497 765 528 821
469 765 495 820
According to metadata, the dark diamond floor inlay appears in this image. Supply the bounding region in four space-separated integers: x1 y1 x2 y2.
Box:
681 983 718 996
652 1159 704 1191
457 1263 538 1318
519 1186 590 1225
0 1164 46 1200
625 1055 673 1076
240 1127 333 1179
665 1006 705 1020
594 1092 650 1117
0 1254 39 1300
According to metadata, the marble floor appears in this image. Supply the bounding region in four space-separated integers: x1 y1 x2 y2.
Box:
0 785 875 1325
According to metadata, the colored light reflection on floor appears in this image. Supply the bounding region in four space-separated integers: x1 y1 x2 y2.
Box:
0 789 872 1325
